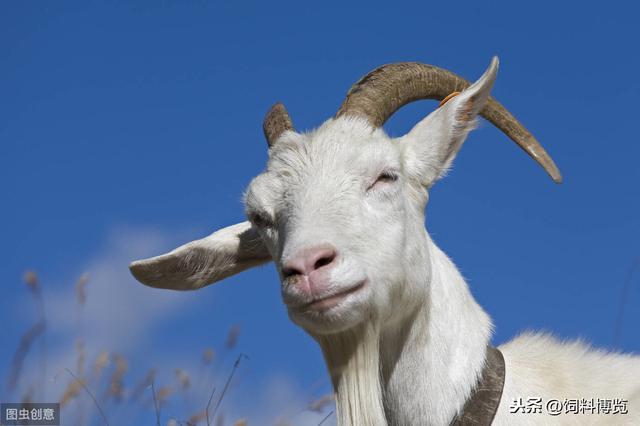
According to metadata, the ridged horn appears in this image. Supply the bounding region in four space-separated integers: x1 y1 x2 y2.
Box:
263 102 294 147
335 58 562 183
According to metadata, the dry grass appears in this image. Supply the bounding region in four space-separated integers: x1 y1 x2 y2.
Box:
130 368 156 402
6 319 45 391
308 394 335 413
75 272 90 306
225 325 241 351
5 269 336 426
106 354 128 402
175 368 191 390
7 271 48 396
203 347 215 365
60 374 84 408
187 410 207 424
94 350 110 379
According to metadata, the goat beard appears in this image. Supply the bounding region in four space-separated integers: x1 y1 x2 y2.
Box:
316 319 387 425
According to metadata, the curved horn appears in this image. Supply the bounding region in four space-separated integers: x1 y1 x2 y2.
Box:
263 102 294 147
335 58 562 183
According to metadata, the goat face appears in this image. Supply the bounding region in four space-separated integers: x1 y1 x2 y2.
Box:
129 57 560 336
245 119 415 334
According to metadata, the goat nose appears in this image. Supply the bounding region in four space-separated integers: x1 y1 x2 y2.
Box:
282 245 338 278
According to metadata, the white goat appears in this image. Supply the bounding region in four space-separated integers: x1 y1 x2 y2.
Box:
130 57 640 425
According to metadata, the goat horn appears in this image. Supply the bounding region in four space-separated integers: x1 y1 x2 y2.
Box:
335 60 562 183
263 102 294 147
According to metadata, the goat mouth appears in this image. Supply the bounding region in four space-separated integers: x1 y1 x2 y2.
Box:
300 281 366 313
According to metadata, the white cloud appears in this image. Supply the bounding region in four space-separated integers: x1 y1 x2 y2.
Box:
46 226 197 352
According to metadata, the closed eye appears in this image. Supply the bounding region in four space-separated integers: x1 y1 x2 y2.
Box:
376 171 398 183
368 170 399 191
248 211 275 229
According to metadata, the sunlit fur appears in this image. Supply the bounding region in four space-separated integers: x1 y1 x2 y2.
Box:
133 61 640 425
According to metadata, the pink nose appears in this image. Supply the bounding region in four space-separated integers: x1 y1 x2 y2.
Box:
282 244 338 278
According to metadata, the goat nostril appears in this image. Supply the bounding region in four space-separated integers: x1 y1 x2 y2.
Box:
314 252 336 270
282 267 301 279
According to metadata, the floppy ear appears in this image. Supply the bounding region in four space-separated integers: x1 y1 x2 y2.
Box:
401 57 499 188
129 221 272 291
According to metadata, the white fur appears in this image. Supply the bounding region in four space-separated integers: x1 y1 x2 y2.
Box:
130 58 640 425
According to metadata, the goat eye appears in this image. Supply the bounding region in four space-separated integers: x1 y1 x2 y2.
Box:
249 212 274 229
371 171 399 187
367 170 399 192
376 171 398 183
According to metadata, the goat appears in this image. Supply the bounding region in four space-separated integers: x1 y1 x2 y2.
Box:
129 57 640 425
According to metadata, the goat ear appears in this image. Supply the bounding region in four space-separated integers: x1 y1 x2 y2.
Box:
401 57 498 187
129 221 271 291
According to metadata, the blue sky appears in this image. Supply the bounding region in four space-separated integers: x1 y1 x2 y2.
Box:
1 1 639 424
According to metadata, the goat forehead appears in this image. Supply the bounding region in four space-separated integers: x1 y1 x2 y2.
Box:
267 119 400 186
